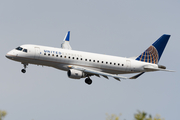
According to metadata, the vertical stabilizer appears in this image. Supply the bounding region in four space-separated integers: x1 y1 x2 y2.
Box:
136 34 170 64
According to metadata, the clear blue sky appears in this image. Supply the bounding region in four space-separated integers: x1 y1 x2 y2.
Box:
0 0 179 120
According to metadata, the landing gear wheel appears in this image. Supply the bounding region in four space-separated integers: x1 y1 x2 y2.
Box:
21 69 26 73
21 63 28 73
85 78 92 85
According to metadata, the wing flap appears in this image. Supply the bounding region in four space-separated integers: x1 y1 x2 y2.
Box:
102 75 109 79
113 77 120 81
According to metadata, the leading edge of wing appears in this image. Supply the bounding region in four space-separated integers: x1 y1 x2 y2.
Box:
68 65 128 81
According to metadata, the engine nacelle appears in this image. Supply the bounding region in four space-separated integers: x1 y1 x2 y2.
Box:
67 69 86 79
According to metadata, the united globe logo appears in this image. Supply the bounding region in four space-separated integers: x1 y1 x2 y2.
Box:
136 46 159 64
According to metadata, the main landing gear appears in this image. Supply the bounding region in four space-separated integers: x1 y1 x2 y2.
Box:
21 63 28 73
21 69 26 73
85 77 92 85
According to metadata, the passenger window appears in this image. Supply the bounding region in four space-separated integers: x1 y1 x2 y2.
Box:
122 64 124 66
97 60 99 63
114 63 116 65
118 63 120 66
64 56 66 58
106 62 108 64
72 57 74 59
102 61 103 63
48 54 50 56
77 58 79 60
56 55 58 57
110 62 112 64
81 58 83 60
85 59 87 61
69 56 71 59
60 55 62 57
93 60 95 62
52 54 54 56
44 53 46 55
89 59 91 62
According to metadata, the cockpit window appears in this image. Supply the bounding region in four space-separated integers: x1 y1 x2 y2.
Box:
15 47 28 53
23 49 27 53
16 47 23 51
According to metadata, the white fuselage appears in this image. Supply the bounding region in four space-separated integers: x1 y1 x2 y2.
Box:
6 44 158 74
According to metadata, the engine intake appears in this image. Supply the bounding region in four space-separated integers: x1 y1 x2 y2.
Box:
67 69 86 79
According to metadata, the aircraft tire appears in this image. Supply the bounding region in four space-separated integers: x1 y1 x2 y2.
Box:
21 69 26 73
85 78 92 85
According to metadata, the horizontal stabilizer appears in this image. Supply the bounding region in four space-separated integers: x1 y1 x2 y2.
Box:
144 66 175 72
129 72 145 79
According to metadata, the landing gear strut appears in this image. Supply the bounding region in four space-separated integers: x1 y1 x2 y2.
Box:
85 77 92 85
21 63 28 73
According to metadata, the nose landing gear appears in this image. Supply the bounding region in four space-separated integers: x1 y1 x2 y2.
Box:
85 77 92 85
21 63 28 73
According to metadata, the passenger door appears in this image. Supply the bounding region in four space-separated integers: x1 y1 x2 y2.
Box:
34 47 40 59
126 60 131 71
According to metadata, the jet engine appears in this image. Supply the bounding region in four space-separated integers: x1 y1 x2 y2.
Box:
67 69 86 79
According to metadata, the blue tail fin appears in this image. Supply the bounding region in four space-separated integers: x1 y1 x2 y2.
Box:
136 34 171 64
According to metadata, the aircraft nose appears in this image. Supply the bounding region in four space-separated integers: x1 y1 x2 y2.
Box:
6 52 11 59
6 51 14 59
6 53 11 59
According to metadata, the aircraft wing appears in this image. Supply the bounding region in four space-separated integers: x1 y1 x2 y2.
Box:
68 65 128 81
61 31 72 50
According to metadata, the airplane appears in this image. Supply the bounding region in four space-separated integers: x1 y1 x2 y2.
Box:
6 31 174 85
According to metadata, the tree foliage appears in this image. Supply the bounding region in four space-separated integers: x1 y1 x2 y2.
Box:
106 111 164 120
106 114 120 120
134 111 164 120
0 110 7 120
106 113 121 120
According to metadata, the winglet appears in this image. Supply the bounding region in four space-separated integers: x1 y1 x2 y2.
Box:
64 31 70 41
61 31 72 50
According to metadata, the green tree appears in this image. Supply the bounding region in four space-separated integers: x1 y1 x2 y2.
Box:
106 111 164 120
0 110 7 120
134 111 164 120
106 113 121 120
